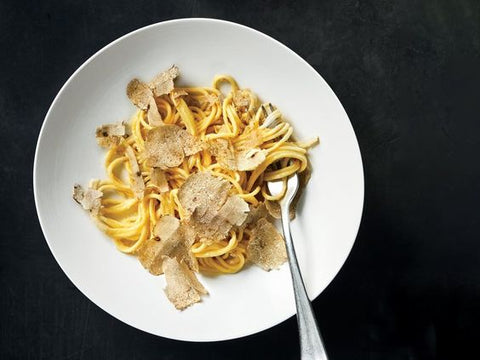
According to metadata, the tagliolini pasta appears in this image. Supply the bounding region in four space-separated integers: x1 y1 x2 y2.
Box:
73 66 317 309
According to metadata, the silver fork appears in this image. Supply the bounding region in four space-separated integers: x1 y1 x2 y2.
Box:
268 175 328 360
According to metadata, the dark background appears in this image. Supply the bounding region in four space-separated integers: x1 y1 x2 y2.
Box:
1 0 479 359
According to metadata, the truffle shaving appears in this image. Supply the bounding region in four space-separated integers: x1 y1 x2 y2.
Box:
144 125 204 169
125 146 145 199
147 97 163 126
95 123 126 148
126 79 151 110
137 215 197 275
209 139 236 169
236 148 267 171
178 172 230 221
149 65 179 97
210 138 266 171
163 257 207 310
243 202 270 228
150 168 169 192
178 172 249 241
233 89 251 108
265 199 297 220
72 184 103 216
126 78 163 126
203 93 220 107
247 218 287 271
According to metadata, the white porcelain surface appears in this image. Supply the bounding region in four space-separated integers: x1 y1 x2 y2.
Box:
34 18 364 341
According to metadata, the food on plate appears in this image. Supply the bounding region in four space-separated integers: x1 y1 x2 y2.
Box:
73 66 318 309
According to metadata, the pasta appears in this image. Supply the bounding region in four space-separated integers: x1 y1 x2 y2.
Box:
73 68 317 309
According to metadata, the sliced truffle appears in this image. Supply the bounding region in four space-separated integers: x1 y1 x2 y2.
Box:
232 89 251 108
163 256 207 310
150 168 169 193
235 128 263 150
177 171 230 221
209 139 236 169
207 195 249 237
149 65 179 97
147 97 163 126
126 78 151 110
126 79 163 126
209 138 266 171
95 123 126 148
202 93 221 107
137 215 197 275
236 148 267 171
155 214 181 241
72 184 103 216
125 146 145 199
180 129 205 156
243 202 270 228
247 218 287 271
265 199 297 220
144 125 204 169
178 172 249 240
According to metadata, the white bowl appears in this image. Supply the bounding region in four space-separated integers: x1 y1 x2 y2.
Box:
34 18 364 341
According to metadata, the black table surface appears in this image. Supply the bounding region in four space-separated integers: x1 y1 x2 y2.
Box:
1 1 479 359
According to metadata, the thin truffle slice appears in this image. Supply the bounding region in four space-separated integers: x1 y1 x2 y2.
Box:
177 172 230 221
208 195 249 237
247 218 287 271
232 89 251 108
150 168 169 193
126 79 163 126
235 128 263 151
243 202 270 228
72 184 103 216
209 139 236 169
178 172 249 240
95 123 126 148
163 257 207 310
144 125 204 169
209 139 266 171
265 199 297 220
149 65 179 97
126 78 151 110
236 148 267 171
147 97 163 126
191 195 249 240
155 215 181 241
125 146 145 199
202 93 221 107
137 215 197 275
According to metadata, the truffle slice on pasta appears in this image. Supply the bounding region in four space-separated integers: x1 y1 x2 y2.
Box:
190 195 249 241
247 218 287 271
144 125 204 169
243 202 270 228
209 138 266 171
126 78 163 126
163 256 207 310
149 65 179 97
178 172 249 241
178 171 230 220
150 168 169 193
232 89 251 109
125 146 145 199
236 148 267 171
138 215 197 275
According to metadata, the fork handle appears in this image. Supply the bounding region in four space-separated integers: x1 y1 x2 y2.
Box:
280 206 328 360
